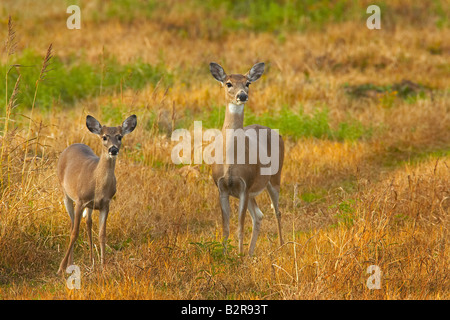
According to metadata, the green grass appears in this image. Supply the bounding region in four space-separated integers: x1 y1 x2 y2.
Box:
204 0 355 32
192 104 372 142
87 0 159 24
100 102 129 124
329 199 357 228
343 81 429 100
301 189 327 203
382 147 450 168
75 0 449 35
196 0 448 32
0 49 171 115
343 80 431 109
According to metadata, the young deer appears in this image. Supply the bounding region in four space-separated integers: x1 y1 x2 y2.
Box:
56 115 137 274
209 62 284 256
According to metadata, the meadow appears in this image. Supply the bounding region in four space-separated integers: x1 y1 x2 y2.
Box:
0 0 449 299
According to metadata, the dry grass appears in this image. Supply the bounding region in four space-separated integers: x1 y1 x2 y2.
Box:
0 0 449 299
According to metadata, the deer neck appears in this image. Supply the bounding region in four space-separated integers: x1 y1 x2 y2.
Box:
221 102 245 169
94 152 117 187
222 102 245 133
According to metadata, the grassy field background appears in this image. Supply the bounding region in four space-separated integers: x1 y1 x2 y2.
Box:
0 0 449 299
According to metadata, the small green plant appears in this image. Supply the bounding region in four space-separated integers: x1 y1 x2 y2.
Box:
329 199 356 228
301 189 326 203
190 239 237 263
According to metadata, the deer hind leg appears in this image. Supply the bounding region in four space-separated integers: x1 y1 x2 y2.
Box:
247 197 263 256
84 208 94 267
58 201 83 275
63 194 75 225
267 182 284 246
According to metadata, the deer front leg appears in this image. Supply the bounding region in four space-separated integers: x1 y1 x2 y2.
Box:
217 178 231 254
237 179 249 255
58 202 83 275
98 204 109 268
219 193 231 254
84 208 94 267
63 194 75 266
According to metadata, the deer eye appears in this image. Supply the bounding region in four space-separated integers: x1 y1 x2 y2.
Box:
102 136 107 141
246 82 250 87
226 82 232 88
117 136 122 141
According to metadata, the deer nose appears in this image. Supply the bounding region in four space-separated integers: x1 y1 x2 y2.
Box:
109 146 119 156
236 92 248 102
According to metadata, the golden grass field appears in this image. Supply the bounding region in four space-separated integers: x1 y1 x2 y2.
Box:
0 0 449 300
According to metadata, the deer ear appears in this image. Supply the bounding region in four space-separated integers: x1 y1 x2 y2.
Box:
86 115 102 135
209 62 227 83
246 62 265 83
122 115 137 135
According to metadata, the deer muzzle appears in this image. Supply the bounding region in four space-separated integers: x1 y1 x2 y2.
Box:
108 146 119 157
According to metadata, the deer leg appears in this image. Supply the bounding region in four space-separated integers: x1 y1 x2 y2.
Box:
217 178 231 254
58 201 83 275
63 194 75 266
84 208 94 267
98 204 109 268
267 182 284 246
219 193 231 254
237 180 249 255
247 197 263 256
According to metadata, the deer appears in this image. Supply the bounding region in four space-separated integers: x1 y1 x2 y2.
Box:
56 114 137 275
209 62 284 256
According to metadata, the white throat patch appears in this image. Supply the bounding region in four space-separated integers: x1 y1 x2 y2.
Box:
228 103 244 114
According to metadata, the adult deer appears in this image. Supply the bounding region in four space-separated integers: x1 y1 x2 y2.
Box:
56 115 137 274
209 62 284 256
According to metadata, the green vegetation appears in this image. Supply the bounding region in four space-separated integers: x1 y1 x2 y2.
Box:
212 0 352 32
98 0 449 31
330 199 356 228
194 105 372 141
0 50 171 114
344 80 428 100
301 189 327 203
